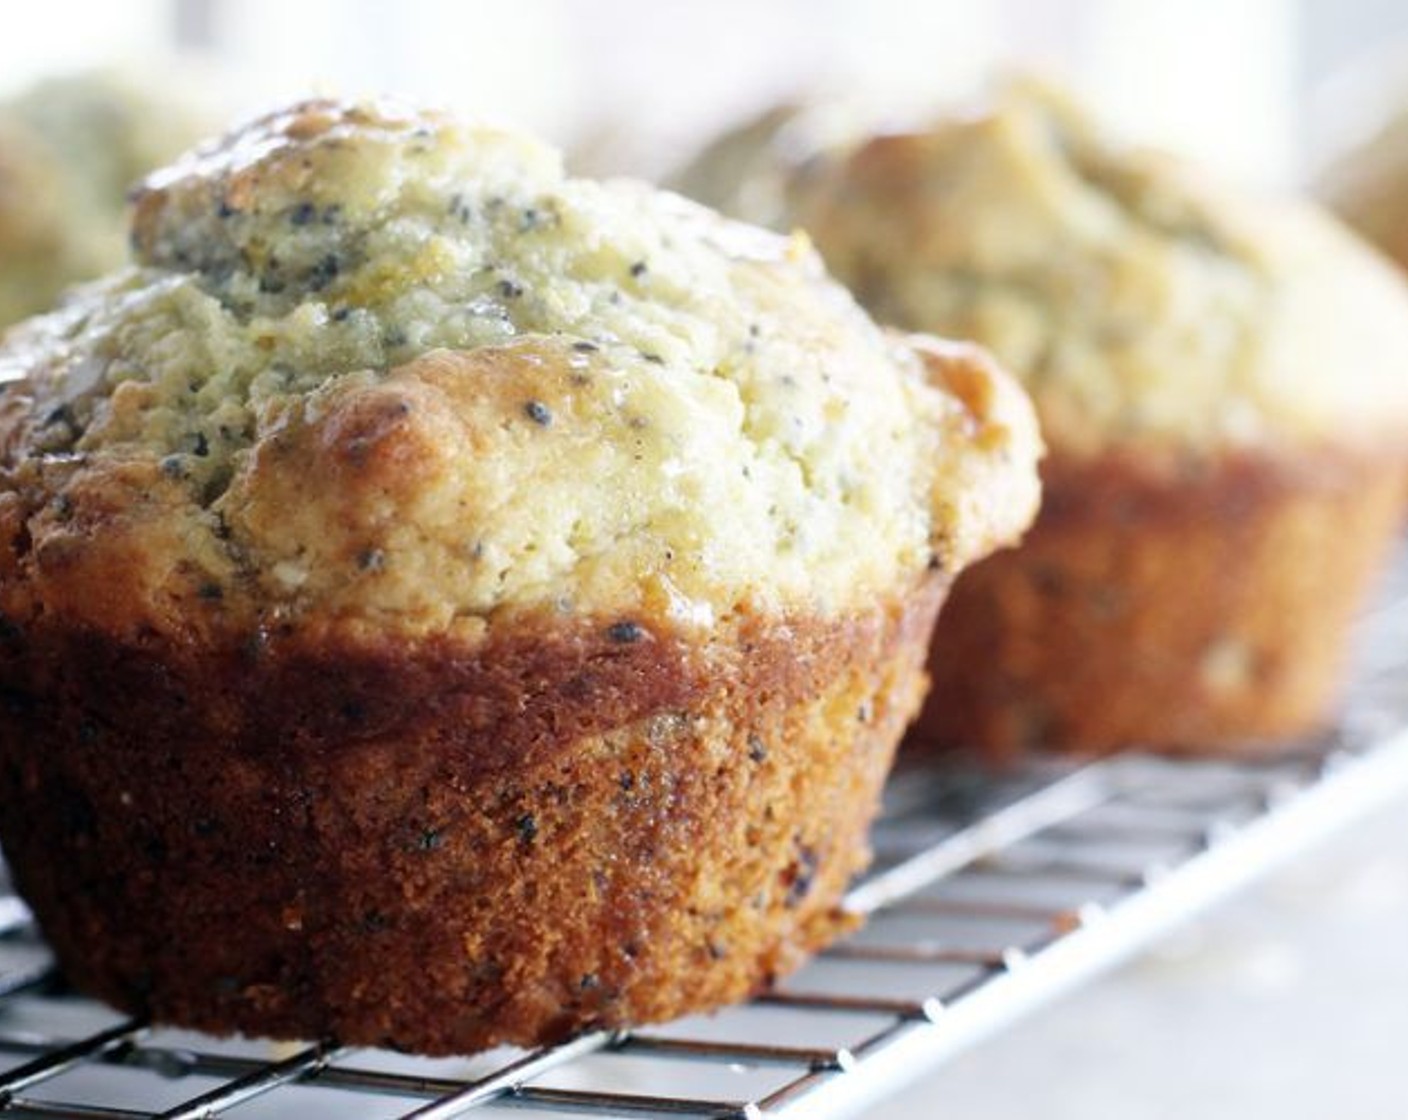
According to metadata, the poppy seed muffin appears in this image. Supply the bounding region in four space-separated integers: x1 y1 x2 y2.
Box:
0 99 1041 1053
695 83 1408 758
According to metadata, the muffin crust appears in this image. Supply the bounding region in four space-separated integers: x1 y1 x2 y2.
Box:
0 575 945 1052
919 448 1408 758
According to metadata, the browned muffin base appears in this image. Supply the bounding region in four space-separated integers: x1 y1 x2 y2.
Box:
917 447 1407 761
0 578 943 1054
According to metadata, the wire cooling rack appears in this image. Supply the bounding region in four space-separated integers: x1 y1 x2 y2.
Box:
1 554 1405 1120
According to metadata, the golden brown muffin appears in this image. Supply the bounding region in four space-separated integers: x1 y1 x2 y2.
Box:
0 69 210 330
693 82 1408 759
0 99 1040 1053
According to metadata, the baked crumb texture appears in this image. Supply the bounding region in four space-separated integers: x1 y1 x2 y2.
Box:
0 100 1041 1051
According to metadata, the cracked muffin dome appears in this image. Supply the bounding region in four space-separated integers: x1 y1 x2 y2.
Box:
2 99 1035 638
688 81 1408 756
0 99 1040 1053
0 69 211 330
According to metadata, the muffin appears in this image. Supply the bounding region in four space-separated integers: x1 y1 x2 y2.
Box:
0 99 1041 1053
690 83 1408 759
0 69 211 330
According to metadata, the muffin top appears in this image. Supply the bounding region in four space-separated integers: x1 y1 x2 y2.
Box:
723 84 1408 458
0 69 211 330
0 99 1039 644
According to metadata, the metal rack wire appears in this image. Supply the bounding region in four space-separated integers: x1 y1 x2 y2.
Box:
2 553 1405 1120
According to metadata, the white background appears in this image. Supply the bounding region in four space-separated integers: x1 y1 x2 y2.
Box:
5 0 1408 186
